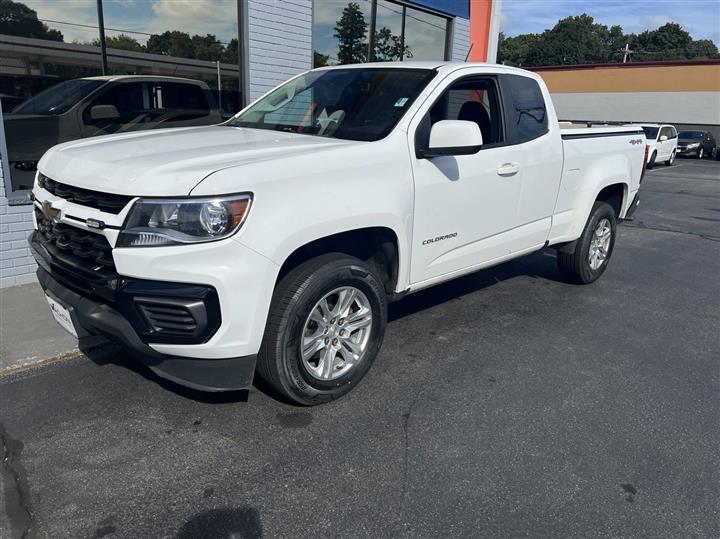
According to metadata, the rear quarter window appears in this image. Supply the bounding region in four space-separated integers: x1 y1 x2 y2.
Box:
503 74 548 143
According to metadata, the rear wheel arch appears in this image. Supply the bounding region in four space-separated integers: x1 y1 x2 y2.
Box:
595 183 626 218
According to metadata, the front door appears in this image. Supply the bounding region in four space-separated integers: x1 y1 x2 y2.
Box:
408 75 523 284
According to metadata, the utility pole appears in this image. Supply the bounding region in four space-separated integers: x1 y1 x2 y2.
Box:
622 43 633 63
216 60 222 112
399 5 406 61
96 0 108 75
367 0 377 62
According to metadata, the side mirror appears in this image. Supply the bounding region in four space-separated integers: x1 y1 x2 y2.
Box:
419 120 483 158
90 104 120 121
659 135 668 142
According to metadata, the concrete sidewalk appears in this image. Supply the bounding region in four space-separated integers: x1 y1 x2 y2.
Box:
0 282 78 370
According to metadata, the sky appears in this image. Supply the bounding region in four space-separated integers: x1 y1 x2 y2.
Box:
19 0 720 50
500 0 720 45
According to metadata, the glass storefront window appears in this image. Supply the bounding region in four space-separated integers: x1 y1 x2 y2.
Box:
402 4 447 61
1 0 241 194
312 0 448 67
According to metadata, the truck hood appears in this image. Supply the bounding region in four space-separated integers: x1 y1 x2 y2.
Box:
38 126 355 196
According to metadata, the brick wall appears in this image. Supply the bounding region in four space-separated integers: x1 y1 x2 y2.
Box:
247 0 313 101
0 159 36 288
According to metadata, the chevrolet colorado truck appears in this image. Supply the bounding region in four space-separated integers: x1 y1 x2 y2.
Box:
29 62 647 405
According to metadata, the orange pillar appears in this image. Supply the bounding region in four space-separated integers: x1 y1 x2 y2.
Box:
470 0 500 63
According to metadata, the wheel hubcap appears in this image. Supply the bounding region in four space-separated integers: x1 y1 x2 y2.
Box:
301 286 373 380
588 218 612 271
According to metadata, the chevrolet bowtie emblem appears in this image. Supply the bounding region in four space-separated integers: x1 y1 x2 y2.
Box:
41 200 61 222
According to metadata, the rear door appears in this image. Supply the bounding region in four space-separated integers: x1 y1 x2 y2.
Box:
499 74 563 253
408 72 524 284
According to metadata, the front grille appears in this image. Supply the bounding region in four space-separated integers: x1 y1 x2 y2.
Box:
38 173 133 214
35 207 115 273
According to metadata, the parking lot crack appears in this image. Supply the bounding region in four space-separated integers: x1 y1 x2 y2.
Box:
398 387 424 531
1 421 35 539
623 222 720 242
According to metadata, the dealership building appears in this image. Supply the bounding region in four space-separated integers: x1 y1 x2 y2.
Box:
0 0 476 287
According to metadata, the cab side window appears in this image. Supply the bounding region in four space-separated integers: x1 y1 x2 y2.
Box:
429 77 503 145
503 75 548 143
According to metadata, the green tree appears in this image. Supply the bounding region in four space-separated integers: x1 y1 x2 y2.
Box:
313 50 330 67
498 31 540 66
525 14 615 66
334 2 367 64
90 34 144 52
372 27 412 61
222 38 239 64
631 22 718 60
191 33 224 61
0 0 63 41
146 30 194 58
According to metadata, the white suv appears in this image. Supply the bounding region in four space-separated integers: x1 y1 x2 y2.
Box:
638 124 678 168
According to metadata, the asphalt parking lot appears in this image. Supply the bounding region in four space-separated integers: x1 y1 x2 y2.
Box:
1 158 719 539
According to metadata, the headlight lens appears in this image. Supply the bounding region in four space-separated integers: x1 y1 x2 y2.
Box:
687 143 700 148
117 194 252 247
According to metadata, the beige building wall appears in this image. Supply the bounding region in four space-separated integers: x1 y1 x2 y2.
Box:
533 61 720 133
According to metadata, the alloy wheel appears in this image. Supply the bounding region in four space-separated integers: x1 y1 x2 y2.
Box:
300 286 373 380
588 218 612 271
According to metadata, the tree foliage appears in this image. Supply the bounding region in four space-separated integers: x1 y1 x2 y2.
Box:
499 15 719 67
334 2 368 64
0 0 63 41
91 34 143 52
331 2 411 64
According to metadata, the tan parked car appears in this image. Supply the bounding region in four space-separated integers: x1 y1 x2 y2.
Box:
3 75 223 190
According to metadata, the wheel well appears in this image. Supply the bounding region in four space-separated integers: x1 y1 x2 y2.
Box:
277 228 400 296
596 184 625 218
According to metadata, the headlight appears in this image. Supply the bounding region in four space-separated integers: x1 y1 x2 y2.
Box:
687 143 700 148
117 194 252 247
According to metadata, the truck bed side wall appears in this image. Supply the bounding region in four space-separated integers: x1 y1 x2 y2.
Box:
549 134 643 245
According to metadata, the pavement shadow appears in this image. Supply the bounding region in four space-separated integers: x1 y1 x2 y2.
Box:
389 248 562 322
80 343 249 404
176 506 263 539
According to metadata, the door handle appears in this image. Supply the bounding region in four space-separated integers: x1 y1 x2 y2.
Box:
497 163 520 177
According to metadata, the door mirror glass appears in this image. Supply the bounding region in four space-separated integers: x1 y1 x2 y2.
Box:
659 135 668 142
90 104 120 121
421 120 483 158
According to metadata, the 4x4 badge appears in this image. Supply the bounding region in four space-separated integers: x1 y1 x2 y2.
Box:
41 200 61 222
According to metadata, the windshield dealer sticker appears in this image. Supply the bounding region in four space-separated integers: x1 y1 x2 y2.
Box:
394 97 409 107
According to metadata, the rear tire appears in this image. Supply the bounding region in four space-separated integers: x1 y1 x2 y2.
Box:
648 151 657 169
557 201 617 284
257 253 387 405
664 150 675 166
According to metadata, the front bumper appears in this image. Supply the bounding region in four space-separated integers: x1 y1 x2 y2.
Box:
36 265 257 392
29 226 280 392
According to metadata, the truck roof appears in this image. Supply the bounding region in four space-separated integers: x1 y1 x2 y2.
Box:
313 61 533 76
80 75 207 85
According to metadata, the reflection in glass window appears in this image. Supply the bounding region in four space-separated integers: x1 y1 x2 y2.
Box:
312 1 447 67
402 5 447 61
0 0 240 193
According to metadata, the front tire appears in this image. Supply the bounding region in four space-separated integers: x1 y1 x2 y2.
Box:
257 253 387 405
557 201 617 284
664 150 675 166
648 151 657 169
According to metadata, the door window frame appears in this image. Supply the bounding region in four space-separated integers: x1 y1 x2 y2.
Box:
412 73 509 158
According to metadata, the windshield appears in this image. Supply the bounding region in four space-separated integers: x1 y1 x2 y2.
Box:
13 79 104 116
678 131 703 140
228 68 436 141
641 126 659 140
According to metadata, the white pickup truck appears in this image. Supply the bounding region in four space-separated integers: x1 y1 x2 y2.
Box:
29 62 647 404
